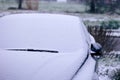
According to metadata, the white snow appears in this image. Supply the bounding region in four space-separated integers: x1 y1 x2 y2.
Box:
97 51 120 80
0 48 95 80
73 54 96 80
57 0 67 2
107 29 120 37
0 13 85 53
0 13 96 80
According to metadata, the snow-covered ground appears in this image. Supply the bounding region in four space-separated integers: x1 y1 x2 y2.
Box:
97 51 120 80
107 29 120 37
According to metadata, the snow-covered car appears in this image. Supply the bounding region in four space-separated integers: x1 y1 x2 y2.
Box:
0 13 101 80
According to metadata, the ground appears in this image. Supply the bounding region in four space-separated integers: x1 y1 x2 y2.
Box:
97 51 120 80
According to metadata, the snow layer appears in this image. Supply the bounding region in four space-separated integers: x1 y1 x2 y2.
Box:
0 49 95 80
97 52 120 80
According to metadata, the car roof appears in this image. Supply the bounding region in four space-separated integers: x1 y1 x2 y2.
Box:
0 13 86 52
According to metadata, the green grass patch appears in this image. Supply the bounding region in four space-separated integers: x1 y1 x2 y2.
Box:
38 1 86 13
84 20 120 29
0 1 86 13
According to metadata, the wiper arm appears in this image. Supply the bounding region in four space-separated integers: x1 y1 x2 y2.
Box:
7 49 59 53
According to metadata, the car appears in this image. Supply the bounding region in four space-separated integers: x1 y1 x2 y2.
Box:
0 13 101 80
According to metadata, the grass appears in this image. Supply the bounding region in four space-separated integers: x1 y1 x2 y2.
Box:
0 1 120 21
0 1 87 13
0 0 18 10
97 52 120 80
84 20 120 29
38 1 87 13
99 54 120 67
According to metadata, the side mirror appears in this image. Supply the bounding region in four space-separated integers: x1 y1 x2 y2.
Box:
91 43 102 60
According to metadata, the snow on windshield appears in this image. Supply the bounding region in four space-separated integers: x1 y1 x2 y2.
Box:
0 13 85 52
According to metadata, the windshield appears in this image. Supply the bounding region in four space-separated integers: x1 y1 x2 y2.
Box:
0 14 85 53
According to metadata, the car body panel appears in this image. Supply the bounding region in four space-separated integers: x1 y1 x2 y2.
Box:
0 48 93 80
73 54 96 80
0 13 96 80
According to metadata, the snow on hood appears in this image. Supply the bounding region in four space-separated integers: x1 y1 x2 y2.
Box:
0 48 88 80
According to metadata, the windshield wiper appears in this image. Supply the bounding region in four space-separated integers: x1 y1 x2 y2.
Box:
7 49 59 53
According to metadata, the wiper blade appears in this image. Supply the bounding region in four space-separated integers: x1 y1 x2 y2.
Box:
7 49 59 53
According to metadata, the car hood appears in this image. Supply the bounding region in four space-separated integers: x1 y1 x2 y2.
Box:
0 48 88 80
